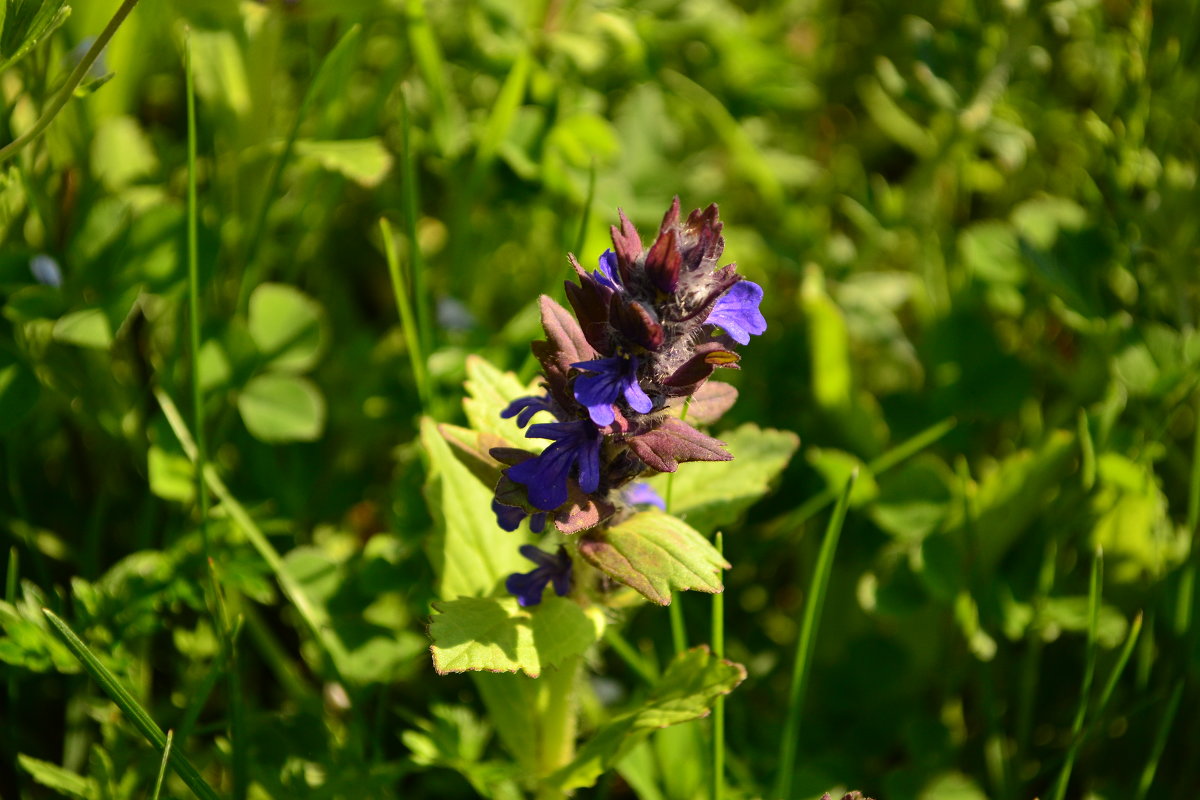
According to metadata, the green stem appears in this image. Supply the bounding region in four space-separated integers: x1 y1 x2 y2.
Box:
775 472 856 800
712 532 725 800
537 656 580 798
0 0 141 164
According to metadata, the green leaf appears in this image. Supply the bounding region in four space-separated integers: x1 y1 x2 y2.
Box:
147 446 195 504
18 754 95 799
942 430 1075 570
462 355 546 447
237 373 326 442
959 222 1024 284
919 771 989 800
1042 596 1129 648
247 283 327 372
295 139 394 187
187 28 250 117
579 511 729 605
549 646 746 790
52 309 112 349
91 116 159 190
806 447 880 508
420 417 530 600
869 456 953 542
429 596 603 677
0 0 70 72
646 423 798 534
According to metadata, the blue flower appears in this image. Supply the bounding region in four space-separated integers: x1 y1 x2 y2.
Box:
505 545 573 606
30 255 63 288
593 249 621 290
505 421 602 510
491 499 548 533
501 394 556 428
706 281 766 345
571 356 652 426
622 481 666 510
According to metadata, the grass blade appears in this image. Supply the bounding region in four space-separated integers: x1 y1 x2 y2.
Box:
42 610 220 800
1135 681 1184 800
767 417 956 537
774 471 857 800
238 25 363 310
1050 546 1103 800
380 217 432 413
712 531 726 800
150 730 174 800
398 83 435 380
155 388 350 682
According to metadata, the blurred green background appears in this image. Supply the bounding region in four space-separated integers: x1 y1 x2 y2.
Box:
2 0 1199 797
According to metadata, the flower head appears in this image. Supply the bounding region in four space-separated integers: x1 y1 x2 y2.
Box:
505 545 573 606
491 198 759 533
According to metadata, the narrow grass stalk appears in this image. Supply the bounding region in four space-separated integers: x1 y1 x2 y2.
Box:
150 730 174 800
5 547 17 765
186 44 246 800
573 159 597 258
1134 681 1184 800
774 471 857 800
42 610 220 800
397 85 434 359
768 418 955 536
155 388 350 682
602 627 658 685
1179 393 1200 639
1091 611 1143 726
380 218 432 413
1016 536 1057 765
0 0 141 164
237 25 362 310
665 399 693 655
1050 547 1103 800
712 532 726 800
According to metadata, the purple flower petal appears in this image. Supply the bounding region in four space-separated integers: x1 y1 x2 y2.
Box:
706 281 766 345
622 481 666 510
593 249 621 290
572 356 649 426
506 421 602 511
505 546 573 606
492 499 527 532
501 394 556 428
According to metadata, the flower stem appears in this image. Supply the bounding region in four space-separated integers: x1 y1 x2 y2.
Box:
536 655 580 798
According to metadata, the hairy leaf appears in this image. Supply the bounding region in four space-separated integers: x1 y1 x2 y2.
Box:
579 511 728 605
626 417 731 473
429 596 602 677
421 418 530 600
646 423 799 534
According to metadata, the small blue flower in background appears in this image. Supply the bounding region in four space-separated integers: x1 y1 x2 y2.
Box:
436 296 476 332
501 394 556 428
505 421 602 510
706 281 766 345
506 545 572 606
30 255 63 288
491 499 547 533
593 249 621 290
622 481 666 510
572 355 652 426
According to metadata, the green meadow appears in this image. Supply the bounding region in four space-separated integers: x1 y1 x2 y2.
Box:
1 0 1198 798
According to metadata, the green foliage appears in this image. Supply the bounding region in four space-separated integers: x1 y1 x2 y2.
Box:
2 0 1198 796
429 595 602 677
549 646 745 791
580 511 729 606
